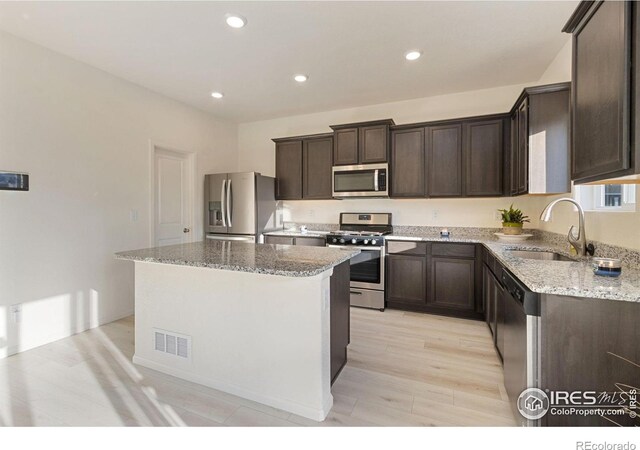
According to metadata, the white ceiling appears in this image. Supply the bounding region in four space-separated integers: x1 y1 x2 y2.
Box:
0 1 577 122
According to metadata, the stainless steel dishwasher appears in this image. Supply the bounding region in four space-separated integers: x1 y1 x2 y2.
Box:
501 269 541 426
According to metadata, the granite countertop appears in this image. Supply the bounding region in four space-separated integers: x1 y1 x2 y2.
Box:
115 240 359 277
387 233 640 303
264 229 331 238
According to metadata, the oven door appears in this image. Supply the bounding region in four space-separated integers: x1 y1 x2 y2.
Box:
332 164 388 198
327 245 384 290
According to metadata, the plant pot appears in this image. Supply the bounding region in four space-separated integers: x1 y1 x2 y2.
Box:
502 222 524 235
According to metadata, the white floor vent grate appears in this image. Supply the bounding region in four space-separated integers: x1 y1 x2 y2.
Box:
153 329 191 360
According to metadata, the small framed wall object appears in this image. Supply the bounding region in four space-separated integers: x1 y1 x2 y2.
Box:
0 171 29 191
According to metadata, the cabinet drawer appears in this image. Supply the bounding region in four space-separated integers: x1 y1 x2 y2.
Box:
431 243 475 258
386 240 428 255
265 236 295 245
295 237 326 247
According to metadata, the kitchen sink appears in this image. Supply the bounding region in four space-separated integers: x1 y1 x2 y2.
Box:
506 250 575 262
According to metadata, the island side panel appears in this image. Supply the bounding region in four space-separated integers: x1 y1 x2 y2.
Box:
330 260 350 384
132 261 334 421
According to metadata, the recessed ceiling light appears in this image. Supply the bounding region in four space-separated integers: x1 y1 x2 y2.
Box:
211 91 224 99
225 14 246 29
294 74 308 83
405 50 422 61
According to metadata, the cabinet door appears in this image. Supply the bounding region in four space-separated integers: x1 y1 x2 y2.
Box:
516 100 528 194
294 237 326 247
509 113 518 196
426 124 463 197
359 124 389 164
390 128 425 197
275 140 303 200
428 257 475 311
333 128 359 166
495 280 505 360
464 119 503 197
265 235 295 245
386 254 427 305
572 1 631 182
303 136 333 199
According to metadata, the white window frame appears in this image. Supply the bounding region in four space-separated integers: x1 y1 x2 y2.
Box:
575 184 637 212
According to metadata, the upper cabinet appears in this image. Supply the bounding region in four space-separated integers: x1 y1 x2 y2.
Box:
564 0 640 184
508 83 571 196
427 124 464 197
390 128 426 197
330 119 394 165
464 118 506 197
273 133 334 201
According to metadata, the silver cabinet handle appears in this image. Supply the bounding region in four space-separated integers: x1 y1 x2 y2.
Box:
227 179 232 227
221 179 227 227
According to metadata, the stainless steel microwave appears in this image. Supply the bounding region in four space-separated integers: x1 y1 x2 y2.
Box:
332 163 388 198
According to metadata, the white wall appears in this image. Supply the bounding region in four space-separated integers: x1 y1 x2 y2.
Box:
531 39 640 251
0 31 238 358
238 83 542 228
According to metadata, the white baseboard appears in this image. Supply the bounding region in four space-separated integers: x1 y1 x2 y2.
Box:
133 355 332 422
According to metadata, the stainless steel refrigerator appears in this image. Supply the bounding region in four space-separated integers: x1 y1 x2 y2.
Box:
204 172 282 242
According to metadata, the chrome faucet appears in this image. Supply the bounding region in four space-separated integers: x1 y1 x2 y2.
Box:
540 197 594 257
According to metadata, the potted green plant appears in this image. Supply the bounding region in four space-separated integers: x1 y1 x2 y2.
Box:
498 204 530 235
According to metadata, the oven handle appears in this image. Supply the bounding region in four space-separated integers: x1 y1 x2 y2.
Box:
327 244 384 252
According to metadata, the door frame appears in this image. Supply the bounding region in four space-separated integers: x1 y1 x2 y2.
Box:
148 140 196 247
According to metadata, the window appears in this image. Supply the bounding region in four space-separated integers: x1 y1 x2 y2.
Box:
576 184 638 212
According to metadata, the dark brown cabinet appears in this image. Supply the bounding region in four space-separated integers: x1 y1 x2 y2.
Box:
386 241 481 320
508 83 571 195
330 261 350 384
330 119 394 165
303 136 333 199
386 254 427 306
428 257 475 311
274 140 303 200
564 0 640 184
464 118 505 197
427 124 463 197
333 128 359 166
390 128 425 197
482 248 505 361
273 133 333 201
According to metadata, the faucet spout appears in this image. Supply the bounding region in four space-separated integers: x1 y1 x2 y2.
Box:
539 197 593 257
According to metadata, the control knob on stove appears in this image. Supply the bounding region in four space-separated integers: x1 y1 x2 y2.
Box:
339 238 345 244
363 239 369 245
351 238 357 244
332 238 338 244
371 239 378 245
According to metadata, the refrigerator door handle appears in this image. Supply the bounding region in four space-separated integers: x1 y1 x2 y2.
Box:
221 179 227 227
227 179 233 227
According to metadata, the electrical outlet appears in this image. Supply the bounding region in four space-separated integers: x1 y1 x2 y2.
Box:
494 211 502 221
431 210 439 220
130 209 139 222
10 304 21 323
308 209 315 218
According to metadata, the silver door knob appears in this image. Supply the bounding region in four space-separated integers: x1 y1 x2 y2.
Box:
183 227 191 233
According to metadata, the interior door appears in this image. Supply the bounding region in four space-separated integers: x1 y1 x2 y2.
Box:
227 172 256 235
154 147 193 247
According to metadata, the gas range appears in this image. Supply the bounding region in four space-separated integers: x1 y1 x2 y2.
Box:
325 213 392 311
325 213 393 247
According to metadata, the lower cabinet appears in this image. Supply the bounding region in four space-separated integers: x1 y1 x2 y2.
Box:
385 241 482 320
386 254 427 306
482 248 505 361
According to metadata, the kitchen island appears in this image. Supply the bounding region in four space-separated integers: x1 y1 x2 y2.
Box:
116 240 358 421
